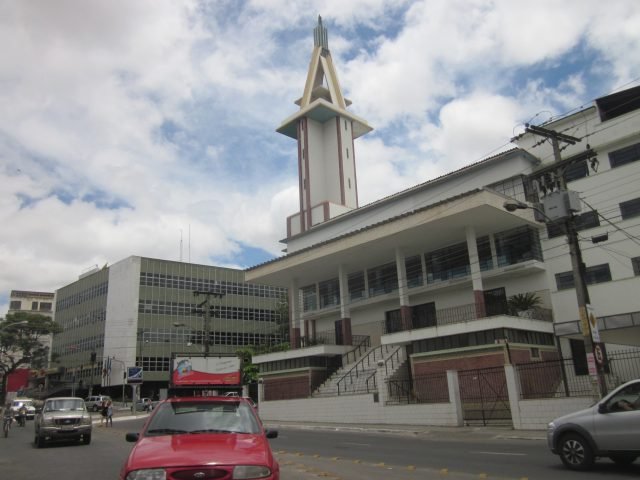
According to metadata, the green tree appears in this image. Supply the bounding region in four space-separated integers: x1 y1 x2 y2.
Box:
0 312 62 402
236 347 258 384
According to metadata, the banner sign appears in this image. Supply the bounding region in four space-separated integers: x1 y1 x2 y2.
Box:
127 366 144 384
171 356 241 387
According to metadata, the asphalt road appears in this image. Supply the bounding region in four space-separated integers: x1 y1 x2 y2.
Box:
1 414 639 480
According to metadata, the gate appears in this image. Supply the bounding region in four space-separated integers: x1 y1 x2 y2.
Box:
458 366 512 426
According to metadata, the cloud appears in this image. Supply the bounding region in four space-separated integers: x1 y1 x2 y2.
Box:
1 0 640 316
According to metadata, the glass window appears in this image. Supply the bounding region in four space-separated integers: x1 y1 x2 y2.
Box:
348 271 365 300
318 278 339 308
477 236 493 271
555 264 612 290
301 285 317 312
405 255 423 288
609 142 640 168
367 262 398 296
547 211 600 239
633 257 640 276
31 302 38 310
564 159 589 181
620 197 640 220
495 226 543 266
425 242 469 283
412 302 436 328
9 300 21 310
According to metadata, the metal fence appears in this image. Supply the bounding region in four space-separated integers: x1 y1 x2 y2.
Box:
387 372 450 404
515 349 640 399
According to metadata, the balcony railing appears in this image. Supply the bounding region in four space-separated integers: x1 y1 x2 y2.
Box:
383 302 553 334
300 331 369 348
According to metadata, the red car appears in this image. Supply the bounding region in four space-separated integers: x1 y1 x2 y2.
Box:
120 396 279 480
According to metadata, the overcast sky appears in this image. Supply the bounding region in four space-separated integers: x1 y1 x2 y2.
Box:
2 0 640 315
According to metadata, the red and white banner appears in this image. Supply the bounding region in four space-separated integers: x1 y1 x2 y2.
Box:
171 356 241 386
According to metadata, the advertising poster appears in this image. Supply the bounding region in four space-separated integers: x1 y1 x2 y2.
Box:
171 356 241 386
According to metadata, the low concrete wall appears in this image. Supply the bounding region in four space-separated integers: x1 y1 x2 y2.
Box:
259 366 595 430
259 392 460 426
515 397 594 430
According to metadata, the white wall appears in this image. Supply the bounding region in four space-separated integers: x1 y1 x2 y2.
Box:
103 256 141 386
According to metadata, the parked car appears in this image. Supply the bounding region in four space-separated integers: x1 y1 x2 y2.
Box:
10 398 36 420
547 378 640 470
34 397 92 447
132 397 155 412
84 395 112 412
121 396 279 480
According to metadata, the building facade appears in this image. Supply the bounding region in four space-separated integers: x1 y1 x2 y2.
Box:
51 256 287 399
245 20 640 405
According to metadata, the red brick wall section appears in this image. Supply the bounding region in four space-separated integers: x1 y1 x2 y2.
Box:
264 374 310 401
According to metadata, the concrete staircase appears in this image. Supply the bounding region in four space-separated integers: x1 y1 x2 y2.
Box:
313 345 407 397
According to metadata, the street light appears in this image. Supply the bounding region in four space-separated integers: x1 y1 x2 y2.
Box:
109 356 127 406
503 199 607 398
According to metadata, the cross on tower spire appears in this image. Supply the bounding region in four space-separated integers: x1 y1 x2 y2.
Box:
313 15 328 50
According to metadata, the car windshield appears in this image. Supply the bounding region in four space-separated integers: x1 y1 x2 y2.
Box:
145 401 261 436
45 399 85 412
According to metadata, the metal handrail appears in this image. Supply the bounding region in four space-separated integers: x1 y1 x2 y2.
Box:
336 344 392 395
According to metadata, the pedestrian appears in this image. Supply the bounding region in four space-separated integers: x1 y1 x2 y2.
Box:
100 400 108 426
106 400 113 427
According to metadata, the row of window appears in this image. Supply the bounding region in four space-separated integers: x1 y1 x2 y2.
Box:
57 309 106 330
139 272 285 299
301 225 542 312
8 300 52 312
561 142 640 184
138 300 281 323
56 282 108 312
53 335 104 358
412 328 554 354
555 264 612 290
140 330 281 346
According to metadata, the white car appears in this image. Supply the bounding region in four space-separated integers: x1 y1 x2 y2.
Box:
10 398 36 420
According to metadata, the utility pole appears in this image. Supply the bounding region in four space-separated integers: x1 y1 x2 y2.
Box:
524 124 607 398
193 287 225 357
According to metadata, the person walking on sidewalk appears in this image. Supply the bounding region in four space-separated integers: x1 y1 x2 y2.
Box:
99 400 108 426
106 401 113 427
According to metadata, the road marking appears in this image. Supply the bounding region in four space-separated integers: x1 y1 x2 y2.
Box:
471 451 526 456
340 442 371 446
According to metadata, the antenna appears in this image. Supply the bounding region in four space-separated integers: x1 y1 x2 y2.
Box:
180 229 183 262
188 224 191 263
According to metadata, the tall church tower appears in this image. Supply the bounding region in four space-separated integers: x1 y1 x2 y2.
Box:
278 16 373 238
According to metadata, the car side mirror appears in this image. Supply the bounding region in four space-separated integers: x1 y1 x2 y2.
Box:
265 429 278 439
126 432 140 442
597 403 608 414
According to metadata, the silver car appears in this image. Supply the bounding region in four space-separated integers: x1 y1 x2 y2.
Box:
547 378 640 470
34 397 92 447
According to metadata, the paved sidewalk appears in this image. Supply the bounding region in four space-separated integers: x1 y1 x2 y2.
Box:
263 419 547 441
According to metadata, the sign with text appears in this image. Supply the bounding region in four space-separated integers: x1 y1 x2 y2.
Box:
127 366 143 384
171 356 241 387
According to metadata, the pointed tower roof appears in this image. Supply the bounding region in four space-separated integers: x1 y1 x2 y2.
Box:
277 16 373 139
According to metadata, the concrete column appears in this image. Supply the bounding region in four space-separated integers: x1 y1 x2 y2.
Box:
337 264 353 345
395 248 412 330
258 380 264 403
447 370 464 427
504 365 522 429
465 226 486 318
395 247 409 306
289 279 301 349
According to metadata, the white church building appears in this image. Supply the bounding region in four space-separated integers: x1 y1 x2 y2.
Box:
246 18 640 427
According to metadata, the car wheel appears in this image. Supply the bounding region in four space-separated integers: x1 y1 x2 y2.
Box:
559 433 594 470
609 454 637 465
35 434 45 448
82 434 91 445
